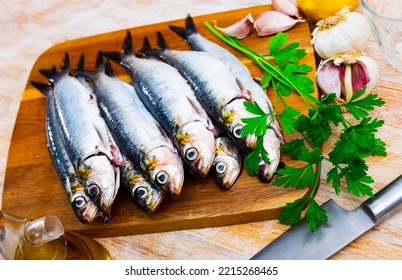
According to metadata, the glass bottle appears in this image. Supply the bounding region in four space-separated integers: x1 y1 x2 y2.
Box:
0 210 111 260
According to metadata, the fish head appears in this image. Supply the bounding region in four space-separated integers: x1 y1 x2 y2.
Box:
213 142 242 190
177 121 215 179
145 146 185 197
69 179 102 223
125 170 165 214
221 99 257 149
80 155 120 219
257 129 282 182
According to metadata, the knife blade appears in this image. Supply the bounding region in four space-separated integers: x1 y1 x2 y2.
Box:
251 174 402 260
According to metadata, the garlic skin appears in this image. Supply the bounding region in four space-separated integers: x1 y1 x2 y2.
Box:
254 10 305 37
213 13 254 39
272 0 300 18
311 7 371 60
316 52 380 103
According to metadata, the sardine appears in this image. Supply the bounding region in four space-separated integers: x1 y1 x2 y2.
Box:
213 133 243 190
141 31 257 151
170 15 285 181
38 53 123 220
31 81 102 224
121 155 165 214
103 32 216 179
75 52 184 196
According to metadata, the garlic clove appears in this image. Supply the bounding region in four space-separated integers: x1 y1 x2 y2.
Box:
316 59 342 98
213 13 254 39
254 10 305 36
316 52 380 104
311 7 371 60
272 0 300 18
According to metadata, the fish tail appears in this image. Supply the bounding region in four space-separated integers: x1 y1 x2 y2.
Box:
156 31 171 51
104 59 116 77
73 52 97 81
102 31 137 64
169 14 198 41
140 36 162 58
30 81 52 97
39 53 70 83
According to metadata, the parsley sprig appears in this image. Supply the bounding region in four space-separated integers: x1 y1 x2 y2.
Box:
205 22 386 231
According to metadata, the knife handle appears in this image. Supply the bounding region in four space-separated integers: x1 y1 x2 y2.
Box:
362 175 402 224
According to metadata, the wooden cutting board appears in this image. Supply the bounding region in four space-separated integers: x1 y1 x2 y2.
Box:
2 5 318 238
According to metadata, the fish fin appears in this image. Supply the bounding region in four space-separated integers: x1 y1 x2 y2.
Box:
186 95 216 133
123 31 134 56
75 53 86 73
104 59 116 77
235 78 253 102
139 37 161 58
73 53 97 81
39 53 70 83
30 81 52 97
156 31 171 51
95 51 106 73
102 51 122 65
169 14 198 41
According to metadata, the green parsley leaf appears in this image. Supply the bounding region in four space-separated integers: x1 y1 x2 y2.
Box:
342 88 386 119
345 175 374 197
277 197 308 226
304 199 328 232
272 163 315 189
278 106 301 134
244 136 270 176
282 63 315 95
327 167 341 195
268 32 307 68
280 138 305 160
241 101 269 137
260 71 272 89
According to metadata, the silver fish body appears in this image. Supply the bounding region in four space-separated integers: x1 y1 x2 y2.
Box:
32 81 102 223
213 134 243 190
144 32 257 151
39 54 123 219
104 32 216 179
76 55 185 196
170 16 284 181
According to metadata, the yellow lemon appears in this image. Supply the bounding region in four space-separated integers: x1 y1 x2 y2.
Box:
296 0 359 22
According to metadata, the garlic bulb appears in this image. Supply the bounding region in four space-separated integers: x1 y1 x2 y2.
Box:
316 51 380 103
311 7 371 60
213 13 254 39
254 10 305 36
272 0 300 18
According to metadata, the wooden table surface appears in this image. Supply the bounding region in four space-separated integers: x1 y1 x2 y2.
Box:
1 0 401 260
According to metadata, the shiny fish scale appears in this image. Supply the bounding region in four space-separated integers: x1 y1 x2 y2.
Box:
159 50 243 122
181 23 284 141
79 62 184 196
118 53 215 178
42 62 122 219
41 83 101 224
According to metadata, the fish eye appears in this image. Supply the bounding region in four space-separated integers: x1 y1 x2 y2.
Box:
87 184 100 198
73 196 87 209
232 125 243 138
156 170 169 185
215 160 227 174
134 186 149 200
185 147 198 162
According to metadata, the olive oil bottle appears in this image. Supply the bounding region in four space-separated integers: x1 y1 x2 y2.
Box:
0 210 111 260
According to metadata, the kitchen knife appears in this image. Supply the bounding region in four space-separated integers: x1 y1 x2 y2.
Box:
251 174 402 260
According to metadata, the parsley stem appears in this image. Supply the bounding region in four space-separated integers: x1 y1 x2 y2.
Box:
204 22 319 109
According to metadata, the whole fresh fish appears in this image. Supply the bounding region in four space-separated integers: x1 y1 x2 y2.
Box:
140 31 257 152
38 53 123 221
213 133 243 190
75 52 184 197
31 81 102 224
121 154 165 214
169 15 284 182
103 32 216 179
